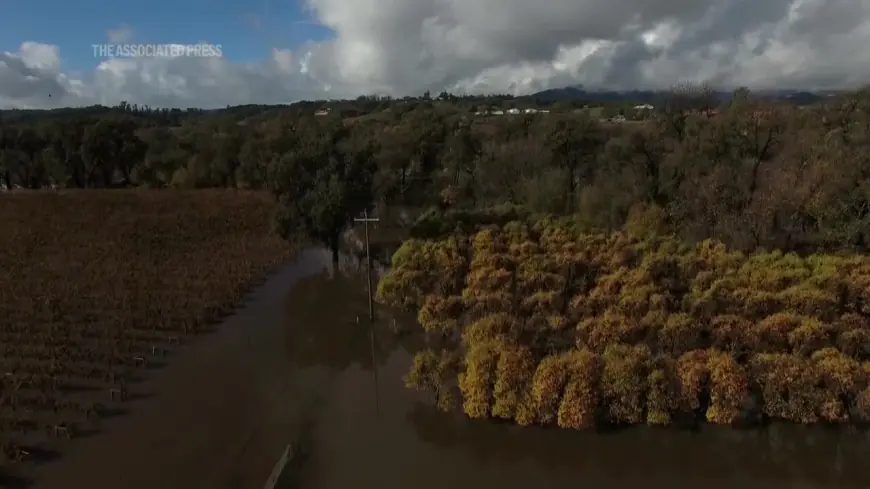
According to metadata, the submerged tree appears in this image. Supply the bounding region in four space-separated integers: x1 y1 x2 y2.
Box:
271 121 377 262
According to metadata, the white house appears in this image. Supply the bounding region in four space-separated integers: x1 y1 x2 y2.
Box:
633 104 654 110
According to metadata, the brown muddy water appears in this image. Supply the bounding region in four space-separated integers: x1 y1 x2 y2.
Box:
284 248 870 489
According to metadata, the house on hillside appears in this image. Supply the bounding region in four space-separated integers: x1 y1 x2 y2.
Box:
314 107 331 116
634 104 654 110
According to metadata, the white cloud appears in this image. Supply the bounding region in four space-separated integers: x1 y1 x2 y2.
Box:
2 0 869 109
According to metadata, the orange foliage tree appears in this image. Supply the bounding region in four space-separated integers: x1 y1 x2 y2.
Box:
375 221 870 428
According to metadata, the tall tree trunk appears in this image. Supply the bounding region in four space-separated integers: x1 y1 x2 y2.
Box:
329 233 340 264
565 164 576 214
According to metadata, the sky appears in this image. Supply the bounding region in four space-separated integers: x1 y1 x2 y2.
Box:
1 0 869 109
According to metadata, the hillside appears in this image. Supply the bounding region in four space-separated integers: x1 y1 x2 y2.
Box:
525 85 835 105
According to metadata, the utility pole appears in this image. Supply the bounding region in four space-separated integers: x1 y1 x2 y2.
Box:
354 209 380 415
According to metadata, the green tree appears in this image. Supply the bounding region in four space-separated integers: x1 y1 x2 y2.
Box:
272 122 377 262
543 114 605 213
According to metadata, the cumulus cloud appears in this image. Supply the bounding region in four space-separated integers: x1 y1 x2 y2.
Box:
1 0 869 109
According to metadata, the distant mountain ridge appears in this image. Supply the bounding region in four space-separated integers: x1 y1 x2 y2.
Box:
527 85 841 105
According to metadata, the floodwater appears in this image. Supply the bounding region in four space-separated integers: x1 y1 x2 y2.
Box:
285 249 870 489
29 249 331 489
23 245 870 489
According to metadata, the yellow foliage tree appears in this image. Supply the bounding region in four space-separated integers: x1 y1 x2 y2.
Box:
491 344 536 419
460 288 514 320
577 311 647 352
811 348 864 422
529 353 572 425
376 268 428 310
706 350 749 424
520 291 564 316
405 348 460 411
646 355 679 425
658 313 703 354
602 344 651 424
755 312 804 352
709 314 755 353
786 317 833 356
386 223 870 428
458 340 500 418
466 267 513 293
834 313 870 360
750 353 820 423
676 349 709 412
463 313 523 346
417 294 463 335
557 349 603 429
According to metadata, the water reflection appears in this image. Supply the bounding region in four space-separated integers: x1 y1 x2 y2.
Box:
283 249 870 489
282 253 420 372
406 399 869 488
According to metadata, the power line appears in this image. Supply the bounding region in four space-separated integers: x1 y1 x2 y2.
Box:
353 209 380 415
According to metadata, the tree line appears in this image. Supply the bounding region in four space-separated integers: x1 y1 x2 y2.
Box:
377 222 870 427
1 84 868 256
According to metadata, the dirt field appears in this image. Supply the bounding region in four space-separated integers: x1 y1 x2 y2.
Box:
0 190 299 487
